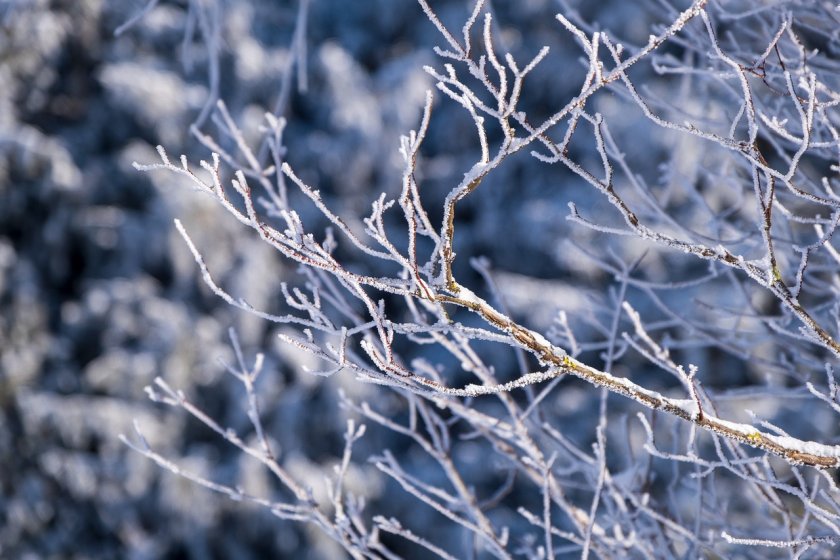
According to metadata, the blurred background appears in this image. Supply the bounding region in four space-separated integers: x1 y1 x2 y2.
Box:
5 0 832 558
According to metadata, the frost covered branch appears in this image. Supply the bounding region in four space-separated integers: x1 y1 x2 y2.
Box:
127 0 840 557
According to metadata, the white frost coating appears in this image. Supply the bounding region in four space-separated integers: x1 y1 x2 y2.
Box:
708 415 759 435
764 435 840 458
528 330 554 351
668 398 699 415
456 284 564 356
575 359 668 402
456 163 487 191
507 337 840 462
461 370 557 396
668 400 784 438
626 382 840 460
454 284 484 306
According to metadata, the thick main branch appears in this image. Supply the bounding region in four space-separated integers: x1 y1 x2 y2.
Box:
436 283 840 469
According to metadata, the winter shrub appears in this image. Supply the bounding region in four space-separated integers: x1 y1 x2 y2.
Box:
118 0 840 557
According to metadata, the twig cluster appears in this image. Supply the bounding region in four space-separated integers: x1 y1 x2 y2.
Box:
124 0 840 557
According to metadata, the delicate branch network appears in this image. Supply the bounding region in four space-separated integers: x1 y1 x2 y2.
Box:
124 0 840 557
